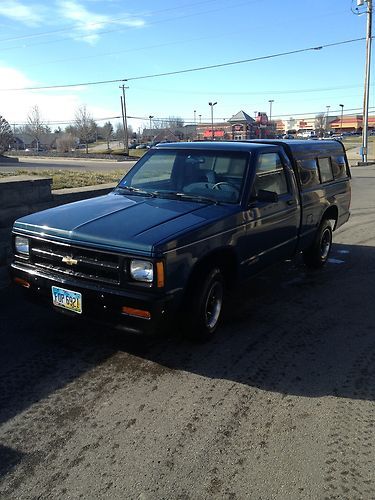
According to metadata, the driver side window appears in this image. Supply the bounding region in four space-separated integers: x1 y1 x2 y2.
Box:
253 153 288 196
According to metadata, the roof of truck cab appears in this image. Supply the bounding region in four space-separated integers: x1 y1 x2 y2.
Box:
153 141 276 152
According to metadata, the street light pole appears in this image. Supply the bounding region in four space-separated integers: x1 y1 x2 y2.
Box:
208 101 217 140
268 100 274 122
339 104 344 135
148 115 154 143
361 0 372 163
326 105 330 134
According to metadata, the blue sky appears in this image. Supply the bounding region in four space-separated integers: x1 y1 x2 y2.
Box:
0 0 372 131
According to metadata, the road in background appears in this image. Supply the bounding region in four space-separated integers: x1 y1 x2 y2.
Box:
0 167 375 499
0 156 137 173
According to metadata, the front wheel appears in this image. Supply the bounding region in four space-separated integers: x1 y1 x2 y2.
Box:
303 219 333 269
186 268 225 341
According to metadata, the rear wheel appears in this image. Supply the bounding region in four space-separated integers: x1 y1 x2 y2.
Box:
303 219 333 269
186 268 224 341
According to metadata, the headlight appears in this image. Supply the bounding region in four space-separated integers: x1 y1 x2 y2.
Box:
15 236 29 256
130 260 153 283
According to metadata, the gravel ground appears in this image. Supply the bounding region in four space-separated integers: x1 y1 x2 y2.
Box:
0 166 375 499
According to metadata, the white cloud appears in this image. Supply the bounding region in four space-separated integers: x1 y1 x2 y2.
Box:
0 1 44 26
56 0 145 44
0 65 117 125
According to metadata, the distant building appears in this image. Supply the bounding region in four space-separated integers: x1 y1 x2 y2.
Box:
12 132 58 151
196 122 232 141
227 110 256 140
330 114 375 132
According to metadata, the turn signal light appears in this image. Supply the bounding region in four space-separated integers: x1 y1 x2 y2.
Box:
156 261 165 288
14 277 30 288
121 306 151 320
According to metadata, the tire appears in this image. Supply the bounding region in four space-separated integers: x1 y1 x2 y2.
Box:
303 219 333 269
186 268 225 341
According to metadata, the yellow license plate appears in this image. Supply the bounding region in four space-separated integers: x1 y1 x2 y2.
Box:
52 286 82 314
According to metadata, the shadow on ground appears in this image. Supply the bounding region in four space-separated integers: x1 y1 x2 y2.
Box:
1 242 374 434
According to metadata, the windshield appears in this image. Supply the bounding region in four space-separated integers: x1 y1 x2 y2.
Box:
116 148 249 204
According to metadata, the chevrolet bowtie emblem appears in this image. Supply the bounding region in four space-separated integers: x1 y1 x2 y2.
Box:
62 256 78 266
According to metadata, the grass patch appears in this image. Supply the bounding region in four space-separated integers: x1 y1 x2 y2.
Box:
89 147 146 158
0 169 125 190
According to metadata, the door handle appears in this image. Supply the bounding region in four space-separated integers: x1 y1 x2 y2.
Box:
286 199 296 206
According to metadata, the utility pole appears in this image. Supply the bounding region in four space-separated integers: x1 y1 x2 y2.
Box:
361 0 372 163
119 84 129 156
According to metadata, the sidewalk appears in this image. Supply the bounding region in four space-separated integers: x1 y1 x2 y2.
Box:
346 145 375 166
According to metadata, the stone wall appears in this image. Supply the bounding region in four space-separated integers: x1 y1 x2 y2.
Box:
0 176 115 284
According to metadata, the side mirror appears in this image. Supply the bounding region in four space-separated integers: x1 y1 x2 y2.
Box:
256 189 279 203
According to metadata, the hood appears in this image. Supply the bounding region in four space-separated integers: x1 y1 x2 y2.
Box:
14 192 222 254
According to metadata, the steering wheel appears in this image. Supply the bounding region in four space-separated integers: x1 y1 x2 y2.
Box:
212 182 240 195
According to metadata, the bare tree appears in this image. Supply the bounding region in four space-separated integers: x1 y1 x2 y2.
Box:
25 105 47 150
0 115 13 154
65 124 77 135
167 116 184 129
56 133 76 153
115 123 134 146
102 121 114 150
74 106 97 153
315 114 325 137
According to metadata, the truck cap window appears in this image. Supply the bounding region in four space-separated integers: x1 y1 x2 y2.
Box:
297 159 320 189
117 149 249 204
253 153 288 196
318 157 334 183
331 156 348 180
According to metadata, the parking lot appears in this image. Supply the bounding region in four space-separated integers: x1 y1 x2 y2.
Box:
1 166 375 499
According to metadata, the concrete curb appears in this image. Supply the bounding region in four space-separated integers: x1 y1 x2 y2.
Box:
0 180 116 289
6 154 139 163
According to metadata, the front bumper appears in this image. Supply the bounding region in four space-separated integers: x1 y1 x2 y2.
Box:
11 262 180 335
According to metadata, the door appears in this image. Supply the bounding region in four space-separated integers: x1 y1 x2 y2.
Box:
242 151 300 274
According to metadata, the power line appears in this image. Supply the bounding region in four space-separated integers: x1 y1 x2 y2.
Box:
10 108 375 127
0 0 251 53
0 13 143 43
14 7 346 70
133 82 373 97
0 37 367 92
125 38 365 81
22 32 236 70
0 0 218 44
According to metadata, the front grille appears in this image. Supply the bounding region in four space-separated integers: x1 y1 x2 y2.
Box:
29 238 122 285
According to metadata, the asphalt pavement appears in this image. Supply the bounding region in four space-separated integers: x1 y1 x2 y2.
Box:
0 156 137 173
0 166 375 499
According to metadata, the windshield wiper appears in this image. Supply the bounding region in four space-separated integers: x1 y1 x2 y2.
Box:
151 191 219 204
115 186 155 197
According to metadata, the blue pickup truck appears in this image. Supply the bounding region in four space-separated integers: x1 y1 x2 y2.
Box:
11 140 351 340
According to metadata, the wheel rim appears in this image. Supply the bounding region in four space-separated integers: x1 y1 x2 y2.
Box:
320 227 332 260
204 281 223 330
